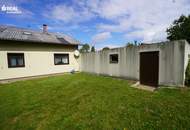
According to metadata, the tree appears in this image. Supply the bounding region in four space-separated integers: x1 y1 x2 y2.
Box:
79 43 90 53
125 41 140 47
167 15 190 43
102 47 110 51
134 40 140 46
126 42 134 47
91 46 95 52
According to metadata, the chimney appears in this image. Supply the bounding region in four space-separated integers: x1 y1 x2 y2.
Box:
43 24 47 33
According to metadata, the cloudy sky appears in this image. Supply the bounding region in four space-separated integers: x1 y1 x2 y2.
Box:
0 0 190 49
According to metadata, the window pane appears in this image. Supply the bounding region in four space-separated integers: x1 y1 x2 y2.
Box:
17 58 24 66
55 57 62 64
62 57 68 64
10 58 17 66
110 54 118 63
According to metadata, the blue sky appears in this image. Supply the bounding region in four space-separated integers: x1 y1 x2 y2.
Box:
0 0 190 49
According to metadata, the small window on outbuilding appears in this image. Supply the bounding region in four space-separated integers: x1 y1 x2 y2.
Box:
7 53 25 68
54 54 69 65
110 54 119 64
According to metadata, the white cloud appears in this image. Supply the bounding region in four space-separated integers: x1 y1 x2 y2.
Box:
49 4 94 23
86 0 128 19
52 5 76 23
92 32 111 44
93 0 190 42
124 24 168 42
47 0 190 42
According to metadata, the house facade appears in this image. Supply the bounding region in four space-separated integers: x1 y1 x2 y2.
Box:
0 25 80 80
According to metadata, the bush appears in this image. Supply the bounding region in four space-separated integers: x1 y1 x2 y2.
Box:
185 59 190 86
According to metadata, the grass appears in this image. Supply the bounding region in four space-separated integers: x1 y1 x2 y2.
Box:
0 73 190 130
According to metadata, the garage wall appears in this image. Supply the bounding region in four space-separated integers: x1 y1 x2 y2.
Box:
140 40 185 86
0 41 79 80
80 40 188 86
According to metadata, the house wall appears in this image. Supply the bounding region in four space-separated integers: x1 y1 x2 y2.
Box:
80 40 188 86
0 41 79 80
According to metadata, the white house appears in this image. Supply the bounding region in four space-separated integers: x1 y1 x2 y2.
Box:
0 24 80 80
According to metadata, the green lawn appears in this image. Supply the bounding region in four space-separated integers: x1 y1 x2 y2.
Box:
0 73 190 130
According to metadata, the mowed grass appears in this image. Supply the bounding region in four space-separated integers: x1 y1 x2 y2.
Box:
0 73 190 130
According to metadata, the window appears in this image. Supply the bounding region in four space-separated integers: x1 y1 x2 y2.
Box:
7 53 25 68
110 54 119 64
54 54 69 65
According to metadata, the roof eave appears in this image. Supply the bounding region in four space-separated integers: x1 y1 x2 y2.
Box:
0 38 79 46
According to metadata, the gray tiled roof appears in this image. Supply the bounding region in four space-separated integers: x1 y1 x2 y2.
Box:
0 25 80 45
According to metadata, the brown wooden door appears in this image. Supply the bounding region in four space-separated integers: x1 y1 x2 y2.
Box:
140 51 159 87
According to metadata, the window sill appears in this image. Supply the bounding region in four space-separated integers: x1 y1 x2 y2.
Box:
54 64 69 65
8 66 25 68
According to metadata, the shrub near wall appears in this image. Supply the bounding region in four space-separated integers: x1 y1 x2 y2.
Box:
185 59 190 86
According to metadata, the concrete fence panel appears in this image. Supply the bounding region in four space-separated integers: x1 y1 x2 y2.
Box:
80 40 190 86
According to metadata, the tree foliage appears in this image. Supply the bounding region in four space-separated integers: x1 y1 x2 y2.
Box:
126 42 134 47
126 41 140 47
167 15 190 43
79 43 90 53
91 46 95 52
102 47 110 51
